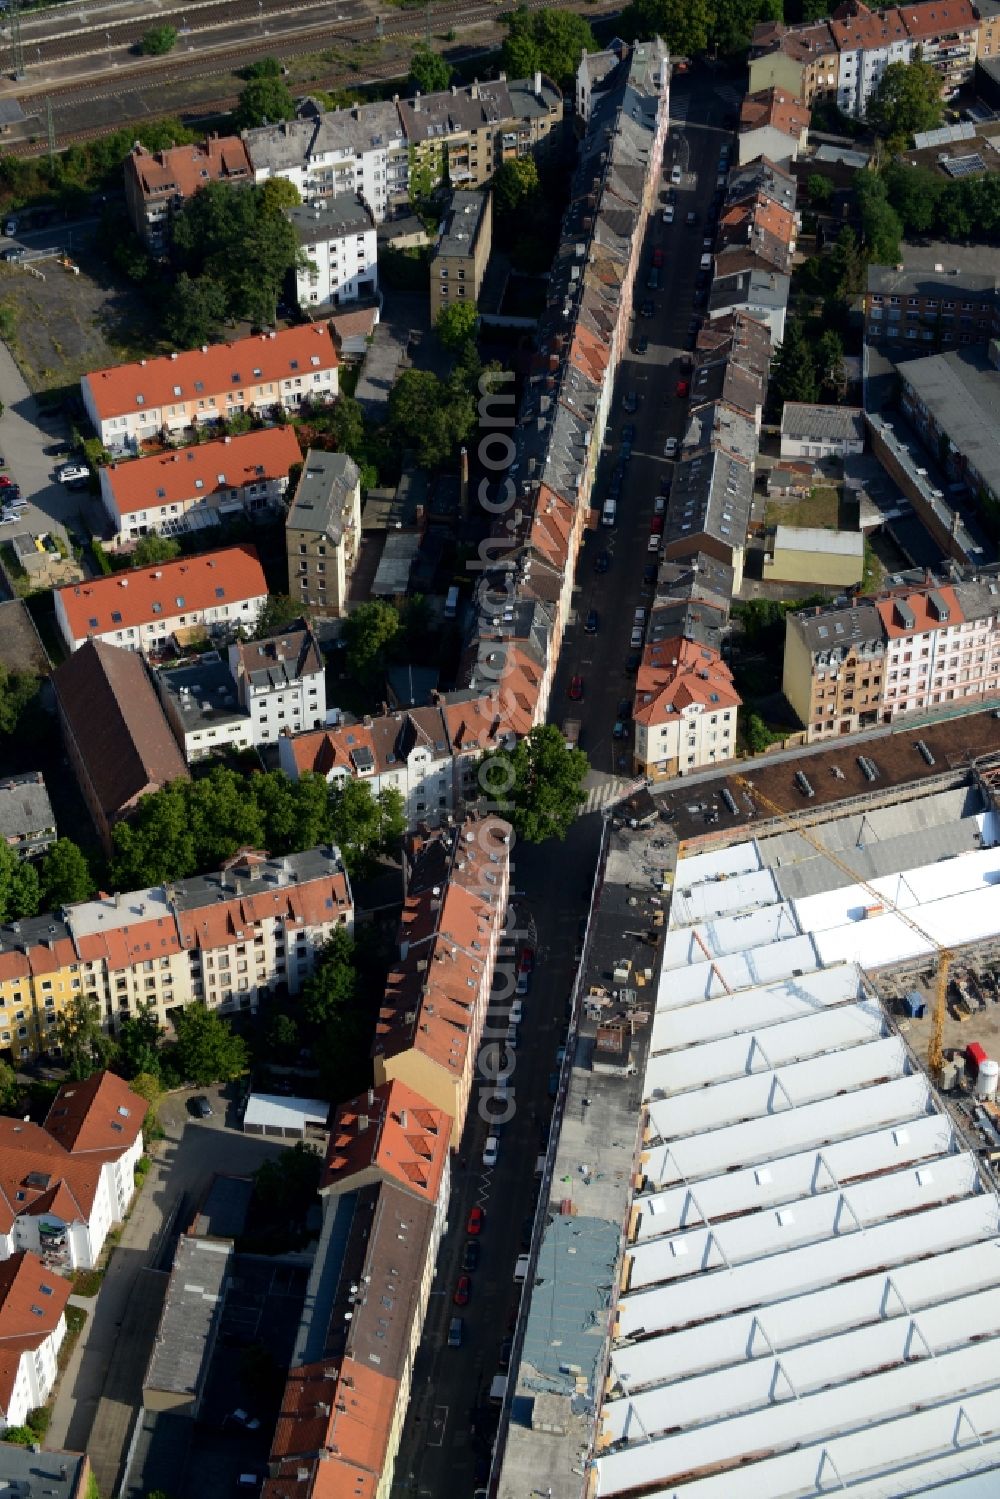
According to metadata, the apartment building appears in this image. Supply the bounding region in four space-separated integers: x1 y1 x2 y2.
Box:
53 641 189 853
780 402 865 459
286 193 377 310
576 46 623 123
708 265 790 344
899 346 1000 509
244 100 408 220
664 441 754 590
738 87 811 165
268 1081 451 1499
228 625 326 744
157 657 252 763
123 135 252 252
372 815 512 1147
632 637 740 781
0 1072 146 1273
285 450 361 616
0 774 55 861
397 74 562 195
690 311 772 429
865 258 998 350
0 1253 69 1428
783 601 887 740
429 190 493 323
875 581 979 717
54 545 268 656
751 0 977 116
98 426 302 547
82 325 338 452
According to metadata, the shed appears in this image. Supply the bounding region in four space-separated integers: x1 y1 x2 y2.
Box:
901 990 926 1019
242 1092 330 1140
966 1041 988 1076
763 526 864 589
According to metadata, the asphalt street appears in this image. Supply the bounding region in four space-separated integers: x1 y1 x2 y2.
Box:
389 64 739 1499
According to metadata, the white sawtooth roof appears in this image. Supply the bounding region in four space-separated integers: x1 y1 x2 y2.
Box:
611 1237 1000 1391
669 839 762 885
668 866 780 925
661 900 800 968
810 883 1000 969
631 1112 956 1241
655 932 821 1006
646 1034 909 1141
626 1151 981 1290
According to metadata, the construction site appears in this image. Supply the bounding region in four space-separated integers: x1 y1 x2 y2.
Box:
496 736 1000 1499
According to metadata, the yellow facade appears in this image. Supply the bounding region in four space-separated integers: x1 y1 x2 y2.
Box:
374 1051 462 1149
748 51 806 98
781 614 815 728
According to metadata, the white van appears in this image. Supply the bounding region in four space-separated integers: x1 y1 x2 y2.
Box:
514 1254 531 1283
700 253 713 271
444 585 459 619
602 497 617 527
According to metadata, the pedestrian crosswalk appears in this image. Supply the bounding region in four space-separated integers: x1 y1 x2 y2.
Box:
581 773 644 815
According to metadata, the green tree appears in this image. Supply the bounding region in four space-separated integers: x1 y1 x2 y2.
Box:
39 839 93 909
622 0 712 56
342 599 400 687
252 1141 321 1223
868 56 943 138
254 770 332 854
173 1002 247 1085
769 319 818 410
491 157 539 219
117 1005 163 1079
129 1070 163 1108
882 159 943 235
266 1010 300 1058
409 46 452 95
328 781 405 873
854 173 902 265
387 368 476 469
233 75 296 131
325 394 365 456
241 55 284 79
435 299 478 353
828 225 865 297
164 272 228 349
171 181 300 330
744 711 781 753
479 724 587 843
0 664 40 737
0 841 40 924
711 0 782 54
140 25 177 55
132 534 182 568
501 7 596 86
816 329 847 402
56 995 118 1081
302 927 356 1028
258 176 301 213
806 173 833 208
0 1058 19 1110
251 594 302 639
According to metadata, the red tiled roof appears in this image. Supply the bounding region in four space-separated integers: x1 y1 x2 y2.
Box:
634 637 741 727
0 1252 70 1412
104 426 302 516
44 1070 147 1155
830 0 909 48
83 324 338 421
174 869 351 954
322 1079 450 1199
899 0 975 37
56 544 268 643
127 136 251 201
740 87 811 138
270 1357 398 1488
875 584 964 639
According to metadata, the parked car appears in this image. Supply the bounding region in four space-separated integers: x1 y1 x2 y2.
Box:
647 534 661 552
56 463 89 483
585 608 599 634
663 437 678 458
462 1240 481 1273
630 626 644 648
617 698 632 720
467 1206 484 1236
613 720 627 740
639 300 654 318
686 211 697 226
621 422 636 443
568 675 584 701
652 246 665 267
650 515 663 534
453 1275 472 1307
594 549 610 574
626 652 641 674
3 218 17 237
670 164 682 184
642 562 658 585
483 1136 499 1169
635 335 649 354
675 379 690 398
654 495 666 514
189 1095 213 1119
662 204 674 224
229 1409 260 1431
448 1316 464 1348
547 1071 560 1098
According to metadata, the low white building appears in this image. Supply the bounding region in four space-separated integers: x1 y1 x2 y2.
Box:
228 624 327 744
157 656 254 763
780 402 865 460
0 1253 70 1429
287 193 378 311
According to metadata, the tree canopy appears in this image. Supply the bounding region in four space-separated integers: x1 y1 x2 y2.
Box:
173 1002 247 1086
56 996 119 1081
131 534 182 568
478 724 587 843
409 46 452 95
387 368 476 470
301 926 356 1028
169 181 300 333
140 26 177 55
435 299 478 353
768 318 819 411
116 1005 163 1079
233 75 296 131
854 172 902 266
342 599 400 688
39 839 94 909
501 8 596 87
0 840 40 926
622 0 712 56
867 56 943 139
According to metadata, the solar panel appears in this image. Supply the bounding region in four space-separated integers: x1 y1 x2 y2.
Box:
942 153 986 178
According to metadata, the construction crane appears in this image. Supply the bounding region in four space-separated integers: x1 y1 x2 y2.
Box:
732 776 953 1079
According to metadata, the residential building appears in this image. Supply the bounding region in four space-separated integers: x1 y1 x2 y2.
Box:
748 20 839 104
81 324 338 452
53 545 269 655
898 0 979 98
0 1072 146 1273
691 311 772 430
783 600 889 740
831 1 915 118
763 525 865 587
429 189 493 323
157 657 253 763
708 265 790 344
0 1446 92 1498
716 192 798 275
0 774 55 860
228 624 326 743
287 192 377 310
321 1078 450 1217
738 87 811 164
0 1253 69 1428
663 446 754 590
397 74 562 196
372 815 512 1146
865 258 998 349
899 346 1000 509
285 450 361 616
98 425 302 547
280 704 458 829
575 45 624 123
780 402 865 459
632 637 740 780
243 100 408 220
123 135 252 252
875 580 975 717
52 641 189 852
978 0 1000 60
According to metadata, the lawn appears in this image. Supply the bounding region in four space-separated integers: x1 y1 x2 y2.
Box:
765 484 842 531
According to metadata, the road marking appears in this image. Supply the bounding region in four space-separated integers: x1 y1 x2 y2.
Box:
428 1404 449 1447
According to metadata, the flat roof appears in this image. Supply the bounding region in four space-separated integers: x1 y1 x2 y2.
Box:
900 349 1000 497
772 523 864 556
243 1093 330 1131
144 1234 231 1399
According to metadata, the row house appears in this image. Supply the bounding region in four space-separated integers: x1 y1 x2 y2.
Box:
372 815 512 1147
99 425 302 548
0 847 352 1061
633 636 741 781
690 311 771 431
267 1079 452 1499
783 573 1000 739
123 135 252 252
0 1254 70 1428
738 87 811 166
0 1072 146 1274
82 324 338 453
750 0 978 117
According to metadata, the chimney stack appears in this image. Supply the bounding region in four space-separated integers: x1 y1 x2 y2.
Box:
358 1114 369 1133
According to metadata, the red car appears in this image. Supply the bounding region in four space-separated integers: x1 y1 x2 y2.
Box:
453 1274 472 1306
519 946 535 974
0 477 14 488
650 515 664 534
568 675 584 701
652 247 665 268
467 1206 484 1236
675 379 690 398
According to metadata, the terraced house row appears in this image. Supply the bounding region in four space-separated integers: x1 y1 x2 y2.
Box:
0 845 352 1062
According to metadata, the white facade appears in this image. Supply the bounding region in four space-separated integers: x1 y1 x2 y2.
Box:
737 123 804 166
882 614 1000 717
836 37 912 116
635 701 737 778
228 644 327 745
246 118 409 224
294 210 378 310
0 1313 65 1429
53 575 269 656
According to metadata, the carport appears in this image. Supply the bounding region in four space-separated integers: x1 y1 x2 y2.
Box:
242 1093 329 1140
